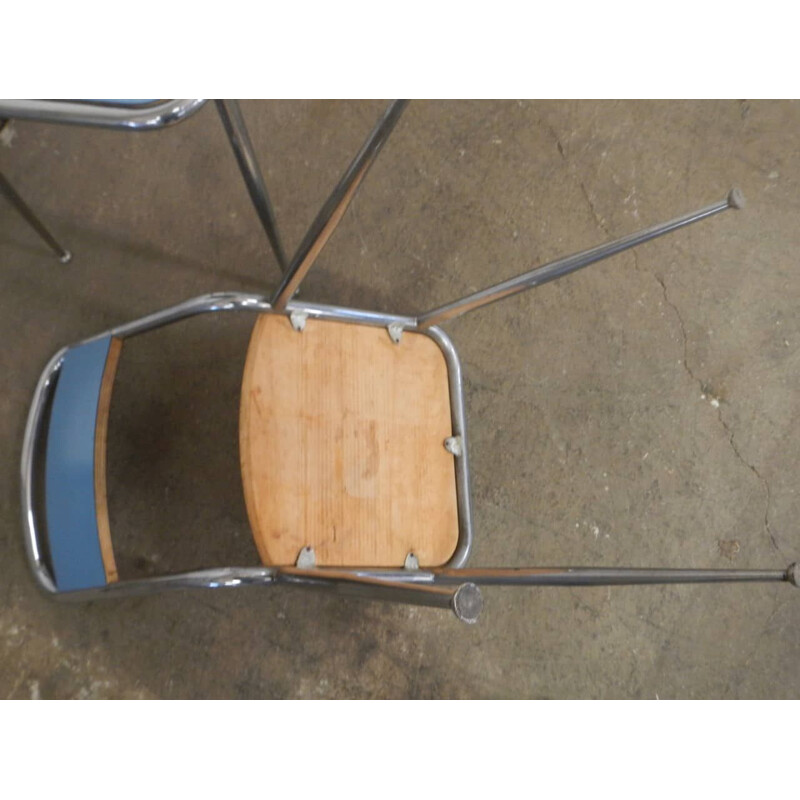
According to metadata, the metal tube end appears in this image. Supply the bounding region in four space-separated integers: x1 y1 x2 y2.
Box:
727 188 746 210
452 582 483 623
787 562 799 587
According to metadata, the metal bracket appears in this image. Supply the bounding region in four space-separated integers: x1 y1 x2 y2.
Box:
296 546 316 568
444 435 463 457
387 322 404 344
404 552 420 570
290 311 308 332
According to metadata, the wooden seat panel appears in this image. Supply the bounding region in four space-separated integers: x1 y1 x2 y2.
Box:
240 315 459 567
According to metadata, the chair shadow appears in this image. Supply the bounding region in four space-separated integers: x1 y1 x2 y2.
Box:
104 262 403 580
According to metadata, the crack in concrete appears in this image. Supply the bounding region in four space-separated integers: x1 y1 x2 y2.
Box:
718 414 784 559
577 180 609 236
654 272 784 559
654 273 700 387
543 120 567 162
545 122 610 236
4 670 28 700
737 589 786 680
540 116 784 561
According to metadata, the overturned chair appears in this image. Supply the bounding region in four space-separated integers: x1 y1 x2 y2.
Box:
21 101 799 623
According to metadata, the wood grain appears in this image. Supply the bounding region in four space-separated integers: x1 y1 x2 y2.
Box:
94 336 122 583
240 315 459 567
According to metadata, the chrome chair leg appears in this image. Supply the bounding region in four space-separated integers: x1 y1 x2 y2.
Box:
216 100 288 273
417 189 745 329
0 170 71 263
271 100 409 310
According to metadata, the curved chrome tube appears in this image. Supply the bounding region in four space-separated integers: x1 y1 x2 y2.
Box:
0 171 72 262
424 325 472 568
22 293 474 608
20 346 66 596
0 99 207 131
48 566 482 622
54 567 279 601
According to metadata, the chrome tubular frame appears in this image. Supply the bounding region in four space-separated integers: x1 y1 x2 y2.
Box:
0 170 72 262
21 293 475 617
215 100 288 272
27 293 794 624
417 189 745 329
271 100 409 310
0 99 285 277
0 99 208 131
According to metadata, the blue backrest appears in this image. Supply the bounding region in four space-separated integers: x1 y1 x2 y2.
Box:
44 336 113 591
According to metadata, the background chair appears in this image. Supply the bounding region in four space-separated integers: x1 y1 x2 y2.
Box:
0 99 286 272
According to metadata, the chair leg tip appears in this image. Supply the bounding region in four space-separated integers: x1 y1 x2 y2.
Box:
453 582 483 623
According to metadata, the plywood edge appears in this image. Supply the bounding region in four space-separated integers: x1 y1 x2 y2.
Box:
94 336 123 583
239 314 275 565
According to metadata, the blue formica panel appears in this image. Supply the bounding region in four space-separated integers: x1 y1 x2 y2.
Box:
44 336 112 591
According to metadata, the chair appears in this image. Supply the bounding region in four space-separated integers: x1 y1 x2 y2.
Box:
21 101 799 623
0 99 287 271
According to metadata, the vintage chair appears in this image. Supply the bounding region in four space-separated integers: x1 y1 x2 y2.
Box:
0 99 286 271
21 101 799 622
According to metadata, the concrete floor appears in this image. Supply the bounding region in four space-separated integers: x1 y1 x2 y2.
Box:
1 100 799 698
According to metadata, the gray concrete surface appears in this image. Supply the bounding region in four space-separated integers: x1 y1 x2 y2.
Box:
1 100 798 698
